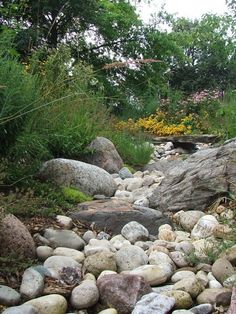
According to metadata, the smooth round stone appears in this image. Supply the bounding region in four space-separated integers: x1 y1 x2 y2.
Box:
132 292 175 314
158 229 176 242
148 251 174 269
110 235 130 250
175 242 194 255
174 231 191 243
43 228 85 250
83 273 96 282
169 251 189 267
148 245 169 255
121 221 149 244
0 285 21 306
115 244 148 272
212 258 234 284
124 265 169 286
44 256 81 272
152 285 174 294
173 278 203 298
82 230 96 243
98 309 118 314
171 271 196 283
97 270 117 280
84 252 117 277
56 215 73 229
163 290 193 309
119 167 133 179
53 247 85 263
71 280 99 309
25 294 67 314
191 215 219 239
190 303 213 314
84 239 114 257
196 288 232 305
36 246 53 261
114 190 133 203
2 304 38 314
196 271 208 287
20 268 44 299
179 211 205 232
221 244 236 266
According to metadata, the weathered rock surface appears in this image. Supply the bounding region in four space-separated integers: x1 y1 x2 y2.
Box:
43 229 85 250
0 285 21 306
2 304 38 314
69 199 170 235
38 158 117 196
97 274 152 314
84 137 123 174
84 252 117 277
148 140 236 212
0 214 36 258
131 292 175 314
25 294 67 314
70 279 99 309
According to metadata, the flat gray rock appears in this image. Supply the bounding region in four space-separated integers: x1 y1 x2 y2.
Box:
69 199 170 235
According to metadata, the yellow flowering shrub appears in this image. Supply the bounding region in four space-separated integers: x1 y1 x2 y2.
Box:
115 111 195 136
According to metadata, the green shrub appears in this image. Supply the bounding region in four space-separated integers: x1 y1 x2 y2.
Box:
62 187 92 203
108 131 154 166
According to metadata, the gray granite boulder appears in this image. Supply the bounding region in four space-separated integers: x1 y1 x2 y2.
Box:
38 158 117 197
84 137 123 174
148 139 236 212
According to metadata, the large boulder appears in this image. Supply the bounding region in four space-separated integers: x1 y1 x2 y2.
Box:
69 199 171 235
0 214 36 258
84 137 123 174
38 158 117 197
148 139 236 212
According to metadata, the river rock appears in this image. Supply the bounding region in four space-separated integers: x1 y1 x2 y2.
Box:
212 258 235 284
124 264 169 286
169 251 189 267
2 304 38 314
84 239 114 257
119 167 133 179
173 277 203 298
84 252 117 277
98 309 118 314
36 246 53 261
171 271 196 283
223 274 236 288
191 215 219 238
84 137 123 174
196 288 232 305
70 279 99 309
115 244 148 272
131 292 175 314
222 244 236 266
0 214 36 258
44 256 81 272
97 274 152 314
38 158 117 196
20 268 44 299
148 251 175 271
53 247 85 263
121 221 149 243
43 229 85 250
25 294 67 314
163 290 193 309
56 215 73 229
178 211 205 232
0 285 21 306
190 303 213 314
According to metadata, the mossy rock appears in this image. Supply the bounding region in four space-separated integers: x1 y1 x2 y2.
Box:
62 187 92 203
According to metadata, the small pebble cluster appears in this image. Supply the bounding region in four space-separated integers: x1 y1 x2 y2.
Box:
1 203 236 314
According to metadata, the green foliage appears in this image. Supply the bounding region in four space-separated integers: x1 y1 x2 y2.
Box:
108 131 154 167
62 187 92 204
0 48 40 153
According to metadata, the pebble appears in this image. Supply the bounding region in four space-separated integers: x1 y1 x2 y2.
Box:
56 215 73 229
211 257 235 284
196 288 232 305
121 221 149 243
84 239 114 256
179 211 205 232
191 215 219 239
84 252 117 277
43 229 85 250
25 294 67 314
98 309 118 314
0 285 21 306
82 230 96 243
36 246 53 261
20 267 44 299
44 255 81 272
2 304 38 314
173 277 203 298
171 271 196 283
190 303 213 314
53 247 85 263
70 280 99 309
